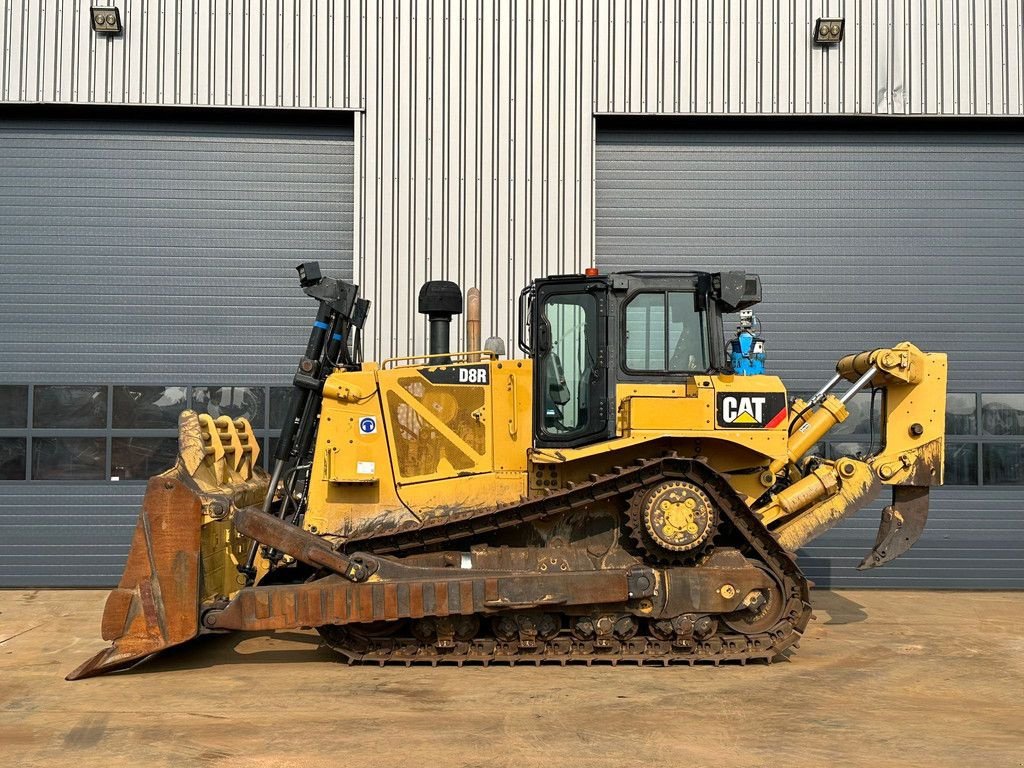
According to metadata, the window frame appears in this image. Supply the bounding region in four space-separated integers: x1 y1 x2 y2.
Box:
619 289 710 377
535 290 600 441
531 279 613 449
0 384 279 484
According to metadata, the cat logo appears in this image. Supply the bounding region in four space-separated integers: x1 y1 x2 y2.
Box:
716 392 788 430
722 396 766 424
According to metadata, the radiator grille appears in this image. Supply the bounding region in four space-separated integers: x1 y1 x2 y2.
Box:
387 377 487 479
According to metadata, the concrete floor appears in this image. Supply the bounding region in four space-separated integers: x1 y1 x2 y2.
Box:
1 590 1021 768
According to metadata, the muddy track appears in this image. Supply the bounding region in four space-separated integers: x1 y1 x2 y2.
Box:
324 457 812 665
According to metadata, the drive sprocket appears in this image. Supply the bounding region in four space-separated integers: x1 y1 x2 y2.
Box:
625 479 718 564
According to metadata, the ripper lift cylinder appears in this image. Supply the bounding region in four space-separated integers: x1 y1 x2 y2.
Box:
772 365 879 475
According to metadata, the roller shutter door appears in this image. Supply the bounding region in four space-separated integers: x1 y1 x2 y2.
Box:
0 112 354 586
596 125 1024 588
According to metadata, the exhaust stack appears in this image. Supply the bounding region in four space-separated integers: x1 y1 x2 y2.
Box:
418 280 463 363
466 287 481 362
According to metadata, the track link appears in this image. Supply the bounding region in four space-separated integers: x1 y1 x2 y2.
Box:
319 627 793 667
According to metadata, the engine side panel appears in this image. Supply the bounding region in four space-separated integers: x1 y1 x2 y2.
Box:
304 369 411 537
307 361 799 539
305 360 533 538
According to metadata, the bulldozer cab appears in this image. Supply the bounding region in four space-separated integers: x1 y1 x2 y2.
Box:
521 271 761 449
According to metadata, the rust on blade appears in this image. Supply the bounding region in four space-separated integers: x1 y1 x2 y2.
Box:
66 475 203 680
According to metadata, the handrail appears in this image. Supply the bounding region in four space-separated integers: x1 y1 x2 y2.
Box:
381 349 499 369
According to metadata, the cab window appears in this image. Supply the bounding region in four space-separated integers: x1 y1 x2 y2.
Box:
539 293 598 436
624 291 708 373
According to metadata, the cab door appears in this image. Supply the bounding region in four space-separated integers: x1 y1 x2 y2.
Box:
531 280 613 448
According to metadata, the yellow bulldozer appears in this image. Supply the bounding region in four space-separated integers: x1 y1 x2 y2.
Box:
68 264 947 678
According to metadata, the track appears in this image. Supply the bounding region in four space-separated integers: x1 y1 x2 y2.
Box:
321 456 812 666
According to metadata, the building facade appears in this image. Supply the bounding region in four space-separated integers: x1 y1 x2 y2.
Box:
1 1 1022 588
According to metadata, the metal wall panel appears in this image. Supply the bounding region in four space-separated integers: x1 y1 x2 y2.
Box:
595 126 1024 587
360 0 1024 359
593 0 1024 116
2 3 1022 590
0 483 150 587
0 115 354 383
802 491 1024 588
0 0 364 109
356 0 594 360
0 114 354 586
596 128 1024 391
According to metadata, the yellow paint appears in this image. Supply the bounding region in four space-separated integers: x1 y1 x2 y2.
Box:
769 395 848 475
188 339 945 572
303 369 409 537
200 519 254 601
490 361 532 471
772 459 879 551
761 344 946 550
304 359 533 538
756 463 841 527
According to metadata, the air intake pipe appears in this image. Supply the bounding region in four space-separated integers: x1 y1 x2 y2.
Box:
418 280 463 364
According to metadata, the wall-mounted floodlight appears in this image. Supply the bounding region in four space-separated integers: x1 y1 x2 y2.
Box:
90 7 122 35
813 18 844 45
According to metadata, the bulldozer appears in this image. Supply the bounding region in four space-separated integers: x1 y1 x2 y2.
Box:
68 264 947 678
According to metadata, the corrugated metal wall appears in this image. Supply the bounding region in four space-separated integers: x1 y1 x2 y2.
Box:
7 3 1020 358
356 0 593 359
1 3 1022 589
0 0 364 109
0 115 354 383
0 114 354 586
595 127 1024 392
593 0 1024 116
361 0 1024 357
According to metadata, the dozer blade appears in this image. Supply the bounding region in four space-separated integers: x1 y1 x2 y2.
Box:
68 410 268 680
66 475 203 680
857 486 930 570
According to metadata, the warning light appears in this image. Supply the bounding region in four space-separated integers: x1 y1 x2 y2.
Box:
584 267 600 277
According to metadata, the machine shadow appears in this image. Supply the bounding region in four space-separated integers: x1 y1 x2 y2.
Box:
812 590 869 625
113 631 336 676
799 553 868 624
